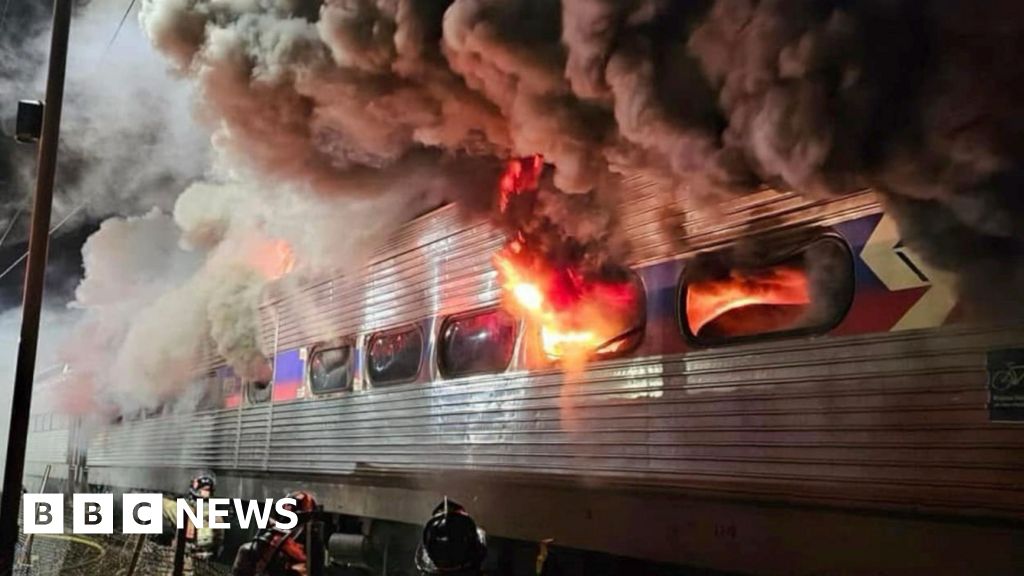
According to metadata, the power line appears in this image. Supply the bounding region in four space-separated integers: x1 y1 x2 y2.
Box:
1 0 137 282
103 0 137 55
0 204 82 283
0 207 24 249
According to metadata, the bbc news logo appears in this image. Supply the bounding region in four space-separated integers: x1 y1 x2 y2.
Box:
23 494 298 534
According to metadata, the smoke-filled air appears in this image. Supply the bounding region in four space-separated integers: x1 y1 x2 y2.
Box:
4 0 1023 419
134 0 1024 297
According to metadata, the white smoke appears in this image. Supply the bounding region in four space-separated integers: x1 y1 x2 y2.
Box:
0 307 80 483
0 0 211 225
64 171 444 414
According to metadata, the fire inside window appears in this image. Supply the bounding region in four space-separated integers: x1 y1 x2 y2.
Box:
682 235 854 345
511 271 645 363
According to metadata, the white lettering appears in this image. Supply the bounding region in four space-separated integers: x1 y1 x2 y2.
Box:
177 498 204 530
233 499 275 530
274 498 298 530
208 498 231 529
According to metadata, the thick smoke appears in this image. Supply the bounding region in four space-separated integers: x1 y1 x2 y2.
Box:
0 0 211 234
63 209 202 414
63 173 450 414
133 0 1024 316
0 0 215 425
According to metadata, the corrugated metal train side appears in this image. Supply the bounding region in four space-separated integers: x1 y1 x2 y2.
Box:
74 183 1024 574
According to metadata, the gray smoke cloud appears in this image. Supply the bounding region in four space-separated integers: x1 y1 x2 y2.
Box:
129 0 1024 317
0 0 211 234
0 0 215 428
63 172 448 415
0 1 503 432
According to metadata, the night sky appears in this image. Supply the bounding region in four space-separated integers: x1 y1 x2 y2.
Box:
0 219 97 311
0 0 93 311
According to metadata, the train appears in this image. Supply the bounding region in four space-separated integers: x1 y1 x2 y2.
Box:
26 176 1024 574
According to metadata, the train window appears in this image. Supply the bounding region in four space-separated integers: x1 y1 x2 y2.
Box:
223 375 242 398
245 360 274 404
309 345 354 394
367 326 423 386
592 273 646 360
195 373 221 411
246 380 272 404
439 308 517 378
535 271 646 362
680 235 854 346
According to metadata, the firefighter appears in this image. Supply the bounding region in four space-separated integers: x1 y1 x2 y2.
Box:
231 490 317 576
160 473 223 562
414 498 487 576
187 473 222 560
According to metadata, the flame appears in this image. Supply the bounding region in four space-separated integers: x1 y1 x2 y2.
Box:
247 237 296 280
496 250 637 360
498 156 544 214
493 157 640 362
686 266 810 337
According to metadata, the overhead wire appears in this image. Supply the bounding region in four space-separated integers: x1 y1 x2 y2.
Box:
103 0 137 56
0 0 139 284
0 207 24 249
0 204 83 283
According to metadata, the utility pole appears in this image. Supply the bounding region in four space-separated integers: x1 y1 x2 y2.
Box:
0 0 73 573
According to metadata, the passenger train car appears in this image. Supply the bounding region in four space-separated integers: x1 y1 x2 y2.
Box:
33 178 1024 574
23 365 84 494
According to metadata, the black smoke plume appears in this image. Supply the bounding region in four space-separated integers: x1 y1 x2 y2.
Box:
126 0 1024 315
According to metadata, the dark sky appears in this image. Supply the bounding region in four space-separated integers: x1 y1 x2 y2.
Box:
0 221 97 310
0 1 110 311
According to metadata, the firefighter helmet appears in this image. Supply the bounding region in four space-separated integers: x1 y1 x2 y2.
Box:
189 472 216 499
278 489 318 523
414 498 487 575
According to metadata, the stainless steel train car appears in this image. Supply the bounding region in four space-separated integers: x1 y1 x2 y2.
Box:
23 365 85 494
42 178 1024 574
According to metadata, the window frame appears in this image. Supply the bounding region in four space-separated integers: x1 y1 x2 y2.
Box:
222 373 243 400
677 232 855 348
245 378 272 405
438 307 519 379
531 269 648 364
307 339 356 395
366 324 425 387
592 270 647 360
194 372 223 412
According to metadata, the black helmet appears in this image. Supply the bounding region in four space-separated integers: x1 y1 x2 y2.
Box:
415 498 486 575
189 472 216 499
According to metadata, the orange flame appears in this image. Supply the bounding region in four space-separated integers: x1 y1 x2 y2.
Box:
686 266 810 338
493 156 641 364
498 156 544 214
495 250 636 361
247 237 296 280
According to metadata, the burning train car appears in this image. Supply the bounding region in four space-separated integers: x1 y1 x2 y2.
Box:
50 170 1024 573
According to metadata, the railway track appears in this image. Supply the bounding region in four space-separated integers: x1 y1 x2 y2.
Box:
15 532 231 576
